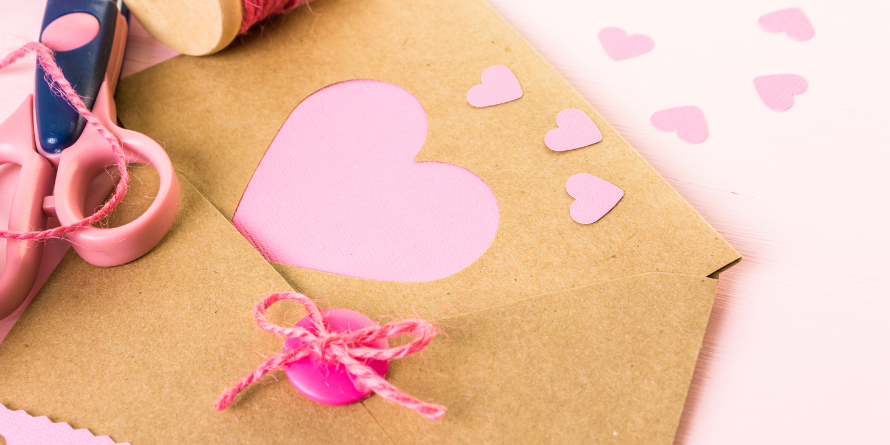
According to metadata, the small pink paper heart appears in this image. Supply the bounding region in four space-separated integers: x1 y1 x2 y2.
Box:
566 173 623 225
754 74 808 111
598 27 654 61
466 65 522 107
758 7 815 41
651 106 709 144
545 109 603 152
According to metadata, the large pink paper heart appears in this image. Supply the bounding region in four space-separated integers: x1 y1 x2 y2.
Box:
233 80 500 282
598 27 654 61
758 8 815 41
566 173 623 225
466 65 522 107
650 106 709 144
754 74 808 111
545 109 602 152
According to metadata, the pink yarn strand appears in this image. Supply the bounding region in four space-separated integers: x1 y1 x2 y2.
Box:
214 292 447 421
239 0 312 34
0 42 129 241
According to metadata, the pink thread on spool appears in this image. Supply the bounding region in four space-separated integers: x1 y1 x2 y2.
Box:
239 0 311 34
215 292 446 420
125 0 315 56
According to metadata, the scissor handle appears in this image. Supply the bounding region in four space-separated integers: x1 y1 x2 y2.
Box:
36 0 120 154
0 98 55 320
49 83 179 267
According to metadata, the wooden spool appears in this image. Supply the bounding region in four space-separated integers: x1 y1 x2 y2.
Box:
125 0 243 56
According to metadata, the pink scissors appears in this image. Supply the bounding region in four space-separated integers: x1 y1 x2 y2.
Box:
0 0 179 319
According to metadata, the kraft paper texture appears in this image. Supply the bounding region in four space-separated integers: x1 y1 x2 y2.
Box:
0 174 390 444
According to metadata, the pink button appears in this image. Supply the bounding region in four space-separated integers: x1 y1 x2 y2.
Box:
40 12 100 52
284 308 390 405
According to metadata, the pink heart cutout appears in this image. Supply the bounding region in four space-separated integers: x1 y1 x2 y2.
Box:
545 109 603 152
754 74 808 111
566 174 623 225
233 80 500 282
466 65 522 107
598 27 654 61
650 106 709 144
759 8 815 41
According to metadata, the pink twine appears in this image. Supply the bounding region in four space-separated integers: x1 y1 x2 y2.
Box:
239 0 313 34
0 42 129 241
214 292 447 421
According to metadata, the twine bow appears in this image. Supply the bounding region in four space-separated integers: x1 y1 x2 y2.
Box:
214 292 446 420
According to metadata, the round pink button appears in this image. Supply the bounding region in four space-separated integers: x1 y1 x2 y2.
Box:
284 308 390 405
41 12 100 52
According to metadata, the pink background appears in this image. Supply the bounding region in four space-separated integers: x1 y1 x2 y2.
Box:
1 0 888 443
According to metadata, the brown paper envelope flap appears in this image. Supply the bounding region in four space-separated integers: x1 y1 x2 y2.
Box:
115 0 739 314
0 174 391 444
364 272 717 444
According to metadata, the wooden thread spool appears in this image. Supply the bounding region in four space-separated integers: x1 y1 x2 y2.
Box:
124 0 243 56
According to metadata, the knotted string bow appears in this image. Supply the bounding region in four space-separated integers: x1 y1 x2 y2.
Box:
214 292 446 420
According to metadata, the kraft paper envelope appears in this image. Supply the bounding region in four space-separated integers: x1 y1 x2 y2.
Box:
0 171 721 443
114 0 739 319
0 0 740 443
0 187 720 444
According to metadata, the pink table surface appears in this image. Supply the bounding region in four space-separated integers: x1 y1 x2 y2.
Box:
1 1 888 444
483 1 890 443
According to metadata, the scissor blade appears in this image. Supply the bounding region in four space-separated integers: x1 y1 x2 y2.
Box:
116 0 130 20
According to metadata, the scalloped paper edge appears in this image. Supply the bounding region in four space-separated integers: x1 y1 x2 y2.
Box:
0 403 128 445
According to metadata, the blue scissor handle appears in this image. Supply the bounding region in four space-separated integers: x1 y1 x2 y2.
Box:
36 0 119 154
